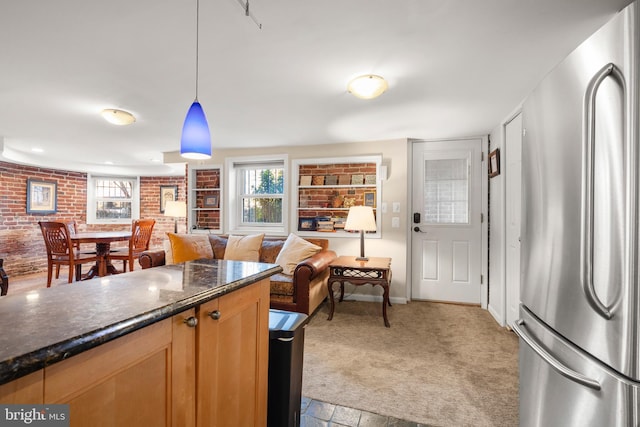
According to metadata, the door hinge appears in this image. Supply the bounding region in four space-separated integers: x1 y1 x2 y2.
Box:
481 274 484 284
481 152 484 162
481 213 484 223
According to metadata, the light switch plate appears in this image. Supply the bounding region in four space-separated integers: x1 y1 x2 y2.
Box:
392 202 400 213
381 202 388 213
392 217 400 228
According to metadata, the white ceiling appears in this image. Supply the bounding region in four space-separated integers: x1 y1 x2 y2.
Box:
0 0 631 176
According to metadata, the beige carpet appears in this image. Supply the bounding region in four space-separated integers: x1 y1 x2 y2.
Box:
302 300 519 427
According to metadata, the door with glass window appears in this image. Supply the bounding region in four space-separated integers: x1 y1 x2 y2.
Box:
411 139 482 303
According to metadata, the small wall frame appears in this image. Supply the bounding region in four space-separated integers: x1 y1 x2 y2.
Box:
26 178 57 214
203 194 219 208
298 217 317 231
488 149 500 178
160 185 178 213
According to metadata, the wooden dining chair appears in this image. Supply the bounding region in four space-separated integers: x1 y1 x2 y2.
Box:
0 258 8 296
54 220 93 279
38 221 100 286
109 219 156 272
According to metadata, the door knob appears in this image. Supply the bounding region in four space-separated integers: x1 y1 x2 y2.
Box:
183 316 198 327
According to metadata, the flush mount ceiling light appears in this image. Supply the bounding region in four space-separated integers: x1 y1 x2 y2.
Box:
180 0 212 160
101 109 136 125
347 74 388 99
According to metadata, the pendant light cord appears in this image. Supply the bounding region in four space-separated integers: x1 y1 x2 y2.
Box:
195 0 200 101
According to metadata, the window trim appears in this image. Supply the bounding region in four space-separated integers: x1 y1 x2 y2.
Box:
86 174 140 225
225 154 288 235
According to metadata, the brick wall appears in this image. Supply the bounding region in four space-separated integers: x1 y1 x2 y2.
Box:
0 161 185 277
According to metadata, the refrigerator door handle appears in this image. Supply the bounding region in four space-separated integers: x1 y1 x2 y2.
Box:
513 319 601 390
581 62 626 320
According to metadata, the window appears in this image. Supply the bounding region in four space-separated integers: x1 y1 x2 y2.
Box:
423 158 469 224
226 156 287 234
239 166 284 224
87 175 140 224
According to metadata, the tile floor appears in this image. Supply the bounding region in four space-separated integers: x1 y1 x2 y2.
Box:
301 397 431 427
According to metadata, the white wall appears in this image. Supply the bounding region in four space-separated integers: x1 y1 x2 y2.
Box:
167 138 410 303
488 124 506 326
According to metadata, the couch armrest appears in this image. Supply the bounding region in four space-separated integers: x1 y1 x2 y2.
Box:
293 250 337 284
139 250 166 269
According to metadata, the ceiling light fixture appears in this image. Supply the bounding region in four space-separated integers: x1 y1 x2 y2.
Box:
101 109 136 125
347 74 388 99
180 0 212 160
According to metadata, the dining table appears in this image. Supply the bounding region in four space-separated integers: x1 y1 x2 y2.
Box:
71 231 132 279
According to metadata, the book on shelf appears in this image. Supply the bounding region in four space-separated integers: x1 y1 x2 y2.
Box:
316 220 334 231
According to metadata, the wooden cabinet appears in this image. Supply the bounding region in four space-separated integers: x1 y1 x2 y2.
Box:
196 278 270 427
293 156 382 237
188 164 223 234
0 370 43 404
0 279 270 427
44 310 196 427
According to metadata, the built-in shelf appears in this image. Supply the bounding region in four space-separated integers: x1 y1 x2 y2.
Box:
187 165 223 234
292 156 382 238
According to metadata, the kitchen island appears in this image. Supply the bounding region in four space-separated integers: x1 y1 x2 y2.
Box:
0 258 281 426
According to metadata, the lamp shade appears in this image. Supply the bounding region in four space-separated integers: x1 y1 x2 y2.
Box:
164 200 187 218
347 75 388 99
345 206 377 232
180 101 212 159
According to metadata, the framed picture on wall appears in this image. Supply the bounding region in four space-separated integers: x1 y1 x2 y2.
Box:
160 185 178 213
364 191 376 207
203 194 219 208
298 217 317 231
26 178 57 214
488 149 500 178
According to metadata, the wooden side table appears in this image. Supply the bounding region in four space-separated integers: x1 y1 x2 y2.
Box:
327 256 392 327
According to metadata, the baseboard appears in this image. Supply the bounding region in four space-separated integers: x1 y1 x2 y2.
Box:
488 303 505 327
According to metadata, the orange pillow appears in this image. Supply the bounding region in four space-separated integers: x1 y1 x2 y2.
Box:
167 233 214 264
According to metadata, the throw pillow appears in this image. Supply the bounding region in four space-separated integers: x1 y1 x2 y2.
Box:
275 233 322 275
223 234 265 262
167 233 214 264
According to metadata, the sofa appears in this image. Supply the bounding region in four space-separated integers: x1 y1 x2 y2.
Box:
138 233 337 315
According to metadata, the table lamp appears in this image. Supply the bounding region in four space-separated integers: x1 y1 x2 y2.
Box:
344 206 377 261
164 200 186 233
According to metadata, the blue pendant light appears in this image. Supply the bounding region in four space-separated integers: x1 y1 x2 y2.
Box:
181 101 211 159
181 0 211 159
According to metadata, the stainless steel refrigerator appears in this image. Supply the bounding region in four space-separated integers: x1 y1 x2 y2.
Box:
514 1 640 425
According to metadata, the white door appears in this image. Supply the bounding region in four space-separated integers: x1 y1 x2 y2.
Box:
505 114 522 327
411 139 483 304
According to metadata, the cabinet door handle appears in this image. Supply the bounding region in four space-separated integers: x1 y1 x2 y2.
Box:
209 310 221 320
183 316 198 328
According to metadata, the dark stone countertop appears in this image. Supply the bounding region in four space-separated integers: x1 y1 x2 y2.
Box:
0 258 282 385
